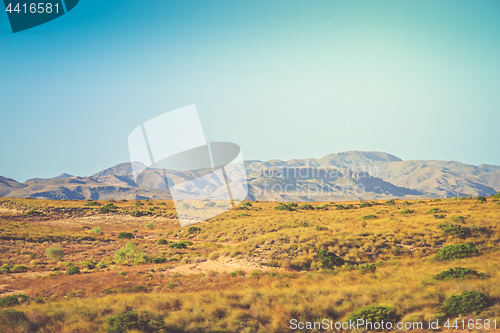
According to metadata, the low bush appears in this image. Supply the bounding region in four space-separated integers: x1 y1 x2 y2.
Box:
45 246 64 261
151 257 167 264
84 201 101 206
318 249 344 269
298 204 314 210
156 239 168 245
359 202 372 208
0 294 29 307
106 310 165 333
348 305 400 326
435 244 479 261
427 208 442 214
360 215 378 220
399 209 414 214
66 264 80 275
444 291 494 317
188 226 200 234
169 241 192 249
204 201 216 207
433 267 488 281
115 242 149 265
274 204 294 211
23 210 42 216
117 232 135 240
144 223 154 230
451 216 466 223
384 199 396 206
476 196 487 202
130 210 143 217
434 214 447 219
90 227 103 235
437 223 471 239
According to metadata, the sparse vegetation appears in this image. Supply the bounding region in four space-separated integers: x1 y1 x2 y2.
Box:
45 246 64 261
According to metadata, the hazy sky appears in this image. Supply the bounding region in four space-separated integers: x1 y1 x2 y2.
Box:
1 1 500 182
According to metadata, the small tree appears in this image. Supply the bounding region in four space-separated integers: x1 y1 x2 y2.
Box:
45 247 64 261
66 264 80 275
117 232 135 240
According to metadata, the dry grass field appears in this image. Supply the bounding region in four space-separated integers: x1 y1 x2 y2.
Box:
0 195 499 332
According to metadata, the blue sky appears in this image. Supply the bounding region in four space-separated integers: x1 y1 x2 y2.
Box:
1 1 500 182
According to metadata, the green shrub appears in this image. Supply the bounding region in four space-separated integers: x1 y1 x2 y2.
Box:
359 202 372 208
188 226 200 234
0 294 29 307
90 227 103 235
401 201 413 206
318 249 345 269
494 191 500 199
23 210 42 216
451 216 467 223
434 214 446 219
106 310 165 333
238 213 249 217
144 223 154 230
84 201 101 206
437 223 471 239
476 196 486 202
274 203 294 211
384 199 396 206
0 309 33 331
435 244 479 261
204 201 216 207
427 208 442 214
348 305 400 327
130 210 143 217
399 209 414 214
335 205 346 210
298 204 314 210
444 291 494 317
115 242 149 265
66 264 80 275
117 232 135 240
358 263 377 274
240 202 253 208
45 246 64 261
10 265 28 273
433 267 488 281
169 241 192 249
360 215 378 220
152 257 167 264
118 271 126 276
50 266 60 271
156 239 168 245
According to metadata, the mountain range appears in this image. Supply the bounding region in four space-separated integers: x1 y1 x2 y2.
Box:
1 151 498 201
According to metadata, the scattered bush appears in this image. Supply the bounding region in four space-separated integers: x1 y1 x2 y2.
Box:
318 249 344 269
399 209 414 214
298 204 314 210
169 241 192 249
433 267 488 281
115 242 149 265
359 202 372 208
188 226 200 234
358 263 377 274
444 291 494 317
438 223 471 239
84 201 101 206
66 264 80 275
434 214 446 219
117 232 135 240
274 203 294 211
151 257 167 264
45 246 64 261
451 216 467 223
106 310 165 333
204 201 216 207
144 223 154 230
348 305 400 326
130 210 143 217
360 215 378 220
435 244 479 261
384 199 396 206
0 294 29 307
23 210 42 216
476 196 487 202
90 227 103 235
118 271 126 276
156 239 168 245
427 208 442 214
